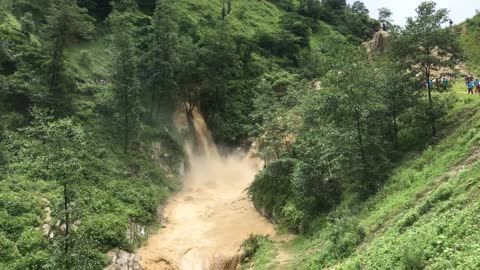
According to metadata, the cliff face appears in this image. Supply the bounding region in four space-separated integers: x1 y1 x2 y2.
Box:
364 30 390 54
372 30 390 52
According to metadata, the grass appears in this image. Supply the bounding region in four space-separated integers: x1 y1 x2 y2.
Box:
174 0 284 37
241 236 278 270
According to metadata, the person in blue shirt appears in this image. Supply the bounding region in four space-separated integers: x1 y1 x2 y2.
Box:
428 79 433 89
467 80 474 95
475 78 480 94
442 77 448 91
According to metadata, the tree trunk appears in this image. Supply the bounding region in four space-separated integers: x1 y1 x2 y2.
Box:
392 94 399 149
63 183 70 270
49 31 65 98
425 66 436 137
124 89 129 154
354 109 367 172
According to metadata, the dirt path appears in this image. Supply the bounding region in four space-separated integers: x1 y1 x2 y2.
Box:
272 243 293 269
138 110 275 270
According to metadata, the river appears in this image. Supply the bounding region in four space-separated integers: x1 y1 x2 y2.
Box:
138 109 274 270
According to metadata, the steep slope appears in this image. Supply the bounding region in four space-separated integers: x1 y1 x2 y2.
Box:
246 82 480 269
0 6 185 270
459 13 480 74
1 0 355 269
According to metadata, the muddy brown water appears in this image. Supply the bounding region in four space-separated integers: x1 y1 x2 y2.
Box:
138 109 274 270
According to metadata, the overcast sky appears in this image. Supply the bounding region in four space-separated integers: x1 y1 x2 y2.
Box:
347 0 480 26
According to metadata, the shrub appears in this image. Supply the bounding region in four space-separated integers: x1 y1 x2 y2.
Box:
248 158 296 220
16 228 46 256
0 232 19 262
402 245 425 270
398 211 419 232
78 214 129 252
280 201 306 233
241 234 268 259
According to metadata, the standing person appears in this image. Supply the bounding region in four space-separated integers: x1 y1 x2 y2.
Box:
468 79 474 95
421 80 427 90
435 77 441 89
442 76 449 91
475 78 480 94
428 78 433 90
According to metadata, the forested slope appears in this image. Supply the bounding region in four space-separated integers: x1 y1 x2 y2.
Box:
0 0 377 269
267 84 480 269
244 5 480 270
4 0 474 270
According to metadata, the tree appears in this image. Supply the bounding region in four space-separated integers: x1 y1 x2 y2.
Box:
316 47 391 194
144 0 179 123
43 0 94 112
351 1 369 15
198 24 240 128
20 12 34 37
176 37 202 118
378 7 393 25
281 13 313 48
23 108 90 270
376 59 419 149
323 0 347 11
390 1 462 137
110 11 141 154
299 0 323 20
221 0 232 21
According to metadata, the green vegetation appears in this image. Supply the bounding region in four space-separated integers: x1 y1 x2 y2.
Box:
2 0 478 269
460 12 480 74
283 82 480 269
1 1 184 269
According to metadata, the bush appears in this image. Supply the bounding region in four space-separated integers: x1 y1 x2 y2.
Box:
78 214 129 252
241 234 268 259
16 228 46 256
0 232 19 262
280 201 306 233
402 245 425 270
248 158 296 220
398 211 419 232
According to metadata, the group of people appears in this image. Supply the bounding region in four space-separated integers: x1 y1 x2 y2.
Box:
465 74 480 95
422 76 449 91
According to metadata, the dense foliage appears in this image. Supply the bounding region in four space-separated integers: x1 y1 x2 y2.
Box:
1 0 184 269
0 0 470 269
248 1 461 233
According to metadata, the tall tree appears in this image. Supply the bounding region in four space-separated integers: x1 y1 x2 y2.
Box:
390 1 462 137
177 37 202 118
317 47 391 194
43 0 93 112
378 7 393 25
376 59 419 149
351 1 369 15
323 0 347 11
23 108 89 270
145 0 179 123
221 0 232 21
110 11 140 154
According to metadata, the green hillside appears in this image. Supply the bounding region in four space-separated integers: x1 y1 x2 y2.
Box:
460 13 480 74
250 83 480 269
1 0 360 269
3 1 476 270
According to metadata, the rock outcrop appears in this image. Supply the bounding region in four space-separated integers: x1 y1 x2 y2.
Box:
372 30 389 52
364 30 390 54
104 249 143 270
